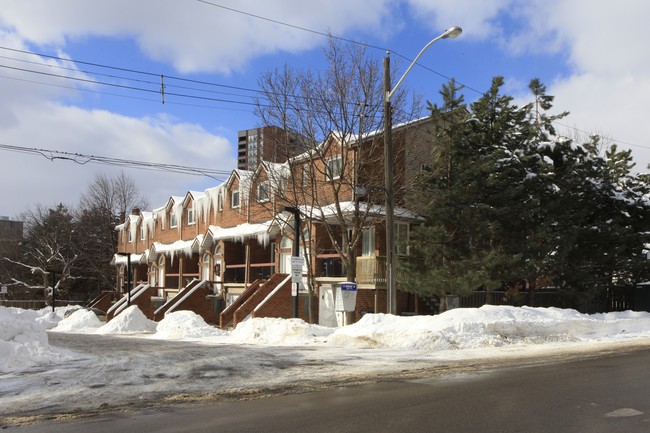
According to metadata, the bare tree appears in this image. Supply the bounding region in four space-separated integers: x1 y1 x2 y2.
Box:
256 37 420 297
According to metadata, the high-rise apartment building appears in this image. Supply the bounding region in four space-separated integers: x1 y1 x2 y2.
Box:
237 126 306 170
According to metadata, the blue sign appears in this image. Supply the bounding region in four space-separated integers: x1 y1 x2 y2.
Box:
341 283 357 291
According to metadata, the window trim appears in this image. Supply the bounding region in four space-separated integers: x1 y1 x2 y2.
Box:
231 190 241 208
187 207 196 225
169 213 178 228
257 181 270 203
326 155 343 180
395 222 410 256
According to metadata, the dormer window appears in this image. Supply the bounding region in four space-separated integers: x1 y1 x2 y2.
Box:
326 155 343 180
257 181 270 203
169 213 178 228
140 227 145 241
231 190 240 208
187 207 195 225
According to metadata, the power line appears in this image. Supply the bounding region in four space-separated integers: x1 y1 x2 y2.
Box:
0 142 231 180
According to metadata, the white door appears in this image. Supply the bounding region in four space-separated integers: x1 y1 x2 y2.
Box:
280 252 292 274
201 264 210 281
319 286 338 327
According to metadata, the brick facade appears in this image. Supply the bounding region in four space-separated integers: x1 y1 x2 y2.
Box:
111 119 439 326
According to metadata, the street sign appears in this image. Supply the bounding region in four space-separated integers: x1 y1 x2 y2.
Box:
290 256 304 284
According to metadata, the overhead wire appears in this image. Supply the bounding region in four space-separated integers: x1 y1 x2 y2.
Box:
0 4 646 160
0 143 230 180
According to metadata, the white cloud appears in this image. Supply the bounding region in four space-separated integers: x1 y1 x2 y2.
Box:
405 0 650 171
0 101 234 217
0 0 396 74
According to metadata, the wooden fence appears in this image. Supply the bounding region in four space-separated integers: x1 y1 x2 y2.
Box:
0 300 83 310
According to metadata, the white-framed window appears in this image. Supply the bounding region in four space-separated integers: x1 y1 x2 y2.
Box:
128 229 133 243
303 164 310 186
342 228 353 254
140 227 145 241
326 155 343 180
187 207 195 225
169 213 178 228
231 190 240 208
362 226 375 256
218 193 223 212
257 181 270 202
395 222 410 256
280 236 292 249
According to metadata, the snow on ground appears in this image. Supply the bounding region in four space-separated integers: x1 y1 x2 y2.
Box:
2 304 650 420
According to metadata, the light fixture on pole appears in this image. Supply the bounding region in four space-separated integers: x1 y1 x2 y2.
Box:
384 26 462 315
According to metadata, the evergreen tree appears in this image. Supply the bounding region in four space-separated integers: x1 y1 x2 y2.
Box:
401 76 650 312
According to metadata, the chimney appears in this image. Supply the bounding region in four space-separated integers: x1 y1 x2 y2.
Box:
131 207 140 216
119 211 126 224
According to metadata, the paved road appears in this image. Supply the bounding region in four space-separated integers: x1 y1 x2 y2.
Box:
8 347 650 433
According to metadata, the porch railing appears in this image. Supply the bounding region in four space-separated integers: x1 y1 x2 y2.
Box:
356 256 387 286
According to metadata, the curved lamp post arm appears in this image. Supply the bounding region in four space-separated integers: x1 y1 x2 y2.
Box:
386 26 462 102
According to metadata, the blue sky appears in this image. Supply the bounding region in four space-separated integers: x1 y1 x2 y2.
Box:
1 0 648 218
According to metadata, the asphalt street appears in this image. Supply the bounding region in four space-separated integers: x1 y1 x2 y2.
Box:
7 347 650 433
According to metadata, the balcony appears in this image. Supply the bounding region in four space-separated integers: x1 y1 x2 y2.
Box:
315 255 387 286
355 256 387 287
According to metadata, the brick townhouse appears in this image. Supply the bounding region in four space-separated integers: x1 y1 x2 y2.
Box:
103 118 439 328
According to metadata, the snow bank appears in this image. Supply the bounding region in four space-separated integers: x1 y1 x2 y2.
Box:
230 317 335 346
155 310 228 339
96 305 157 335
328 305 650 350
52 308 103 333
0 306 62 371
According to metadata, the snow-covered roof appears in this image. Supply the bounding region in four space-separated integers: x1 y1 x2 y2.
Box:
111 252 149 266
149 239 198 263
295 201 424 222
207 221 274 246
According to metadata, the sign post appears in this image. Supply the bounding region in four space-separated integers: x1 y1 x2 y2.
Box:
291 256 304 297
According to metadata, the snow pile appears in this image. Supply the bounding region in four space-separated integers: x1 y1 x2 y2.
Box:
328 305 650 350
155 310 228 339
230 317 335 346
52 309 103 333
0 306 63 371
96 305 157 335
34 306 79 330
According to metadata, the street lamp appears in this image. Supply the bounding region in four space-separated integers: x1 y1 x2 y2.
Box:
384 26 462 315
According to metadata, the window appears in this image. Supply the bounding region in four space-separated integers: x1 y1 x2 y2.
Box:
395 222 410 256
302 164 310 186
231 190 240 208
257 181 270 202
326 155 343 180
218 193 223 211
128 229 133 243
342 228 353 254
362 226 375 256
187 207 195 225
280 236 292 249
140 227 145 241
169 213 178 228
